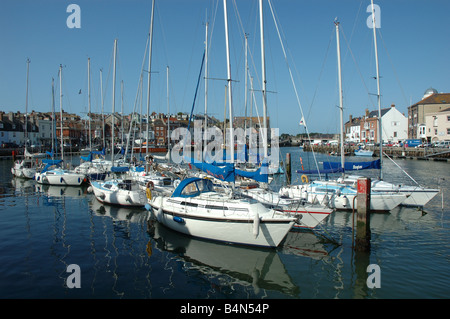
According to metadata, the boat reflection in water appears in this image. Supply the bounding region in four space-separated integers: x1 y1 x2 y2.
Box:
147 219 338 297
89 197 148 224
34 183 89 198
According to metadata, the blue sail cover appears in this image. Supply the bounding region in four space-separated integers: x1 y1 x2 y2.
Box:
41 159 63 173
323 159 381 171
80 152 93 162
111 166 130 173
184 156 235 182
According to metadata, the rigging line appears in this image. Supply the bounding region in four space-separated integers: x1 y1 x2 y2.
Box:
187 50 206 133
124 31 150 156
308 27 334 121
383 152 420 186
267 0 322 178
377 29 409 106
339 24 376 110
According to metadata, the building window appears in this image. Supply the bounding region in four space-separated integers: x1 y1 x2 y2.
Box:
447 128 450 135
434 129 438 135
393 132 397 138
447 115 450 122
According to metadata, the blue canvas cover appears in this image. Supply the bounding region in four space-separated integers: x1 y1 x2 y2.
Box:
171 177 214 198
323 159 381 171
184 156 235 182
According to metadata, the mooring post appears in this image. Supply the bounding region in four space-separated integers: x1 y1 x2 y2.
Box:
355 177 371 252
286 153 291 185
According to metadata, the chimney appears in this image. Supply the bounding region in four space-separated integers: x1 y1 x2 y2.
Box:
365 108 369 117
349 115 353 123
391 104 395 108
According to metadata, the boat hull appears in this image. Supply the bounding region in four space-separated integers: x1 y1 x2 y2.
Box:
90 181 147 207
279 184 407 212
149 197 295 248
35 170 86 186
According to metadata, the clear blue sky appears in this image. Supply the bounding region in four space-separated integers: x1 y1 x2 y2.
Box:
1 0 449 135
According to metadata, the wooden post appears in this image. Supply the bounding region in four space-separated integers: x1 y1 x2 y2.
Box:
286 153 291 185
355 177 371 252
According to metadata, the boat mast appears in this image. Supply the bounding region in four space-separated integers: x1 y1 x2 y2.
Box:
121 80 124 146
59 64 64 162
371 0 383 180
335 20 345 177
25 58 30 146
100 69 105 150
88 57 92 151
259 0 268 159
111 39 118 167
167 65 171 164
223 0 234 163
203 19 209 160
146 0 155 159
51 77 55 158
244 33 248 147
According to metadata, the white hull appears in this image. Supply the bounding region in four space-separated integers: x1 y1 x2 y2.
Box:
279 183 407 212
338 176 439 207
11 159 37 179
35 169 86 186
150 192 295 247
90 180 147 207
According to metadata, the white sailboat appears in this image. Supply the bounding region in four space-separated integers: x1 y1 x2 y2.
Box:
35 65 87 186
11 59 39 179
147 177 297 248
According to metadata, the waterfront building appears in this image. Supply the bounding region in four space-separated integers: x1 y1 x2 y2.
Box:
345 115 361 143
425 107 450 143
407 88 450 140
380 104 407 143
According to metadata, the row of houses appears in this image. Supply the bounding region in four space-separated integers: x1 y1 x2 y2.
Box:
0 109 269 149
344 88 450 144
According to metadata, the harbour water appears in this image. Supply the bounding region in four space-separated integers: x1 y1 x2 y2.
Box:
0 147 448 300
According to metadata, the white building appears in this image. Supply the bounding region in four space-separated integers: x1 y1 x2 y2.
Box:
381 104 408 143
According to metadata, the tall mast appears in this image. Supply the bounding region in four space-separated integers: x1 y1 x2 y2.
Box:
167 66 171 163
88 57 92 151
335 20 345 176
371 0 382 180
111 39 118 166
203 19 209 160
146 0 155 158
59 64 64 162
259 0 268 159
244 33 248 142
51 77 55 158
121 80 124 146
25 58 30 145
223 0 234 163
100 69 105 150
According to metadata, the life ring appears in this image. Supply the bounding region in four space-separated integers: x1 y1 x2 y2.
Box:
173 179 181 188
301 174 309 183
146 181 154 190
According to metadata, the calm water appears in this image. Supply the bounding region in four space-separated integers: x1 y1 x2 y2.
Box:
0 147 449 299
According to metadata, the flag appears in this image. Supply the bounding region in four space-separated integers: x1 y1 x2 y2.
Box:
299 116 306 127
